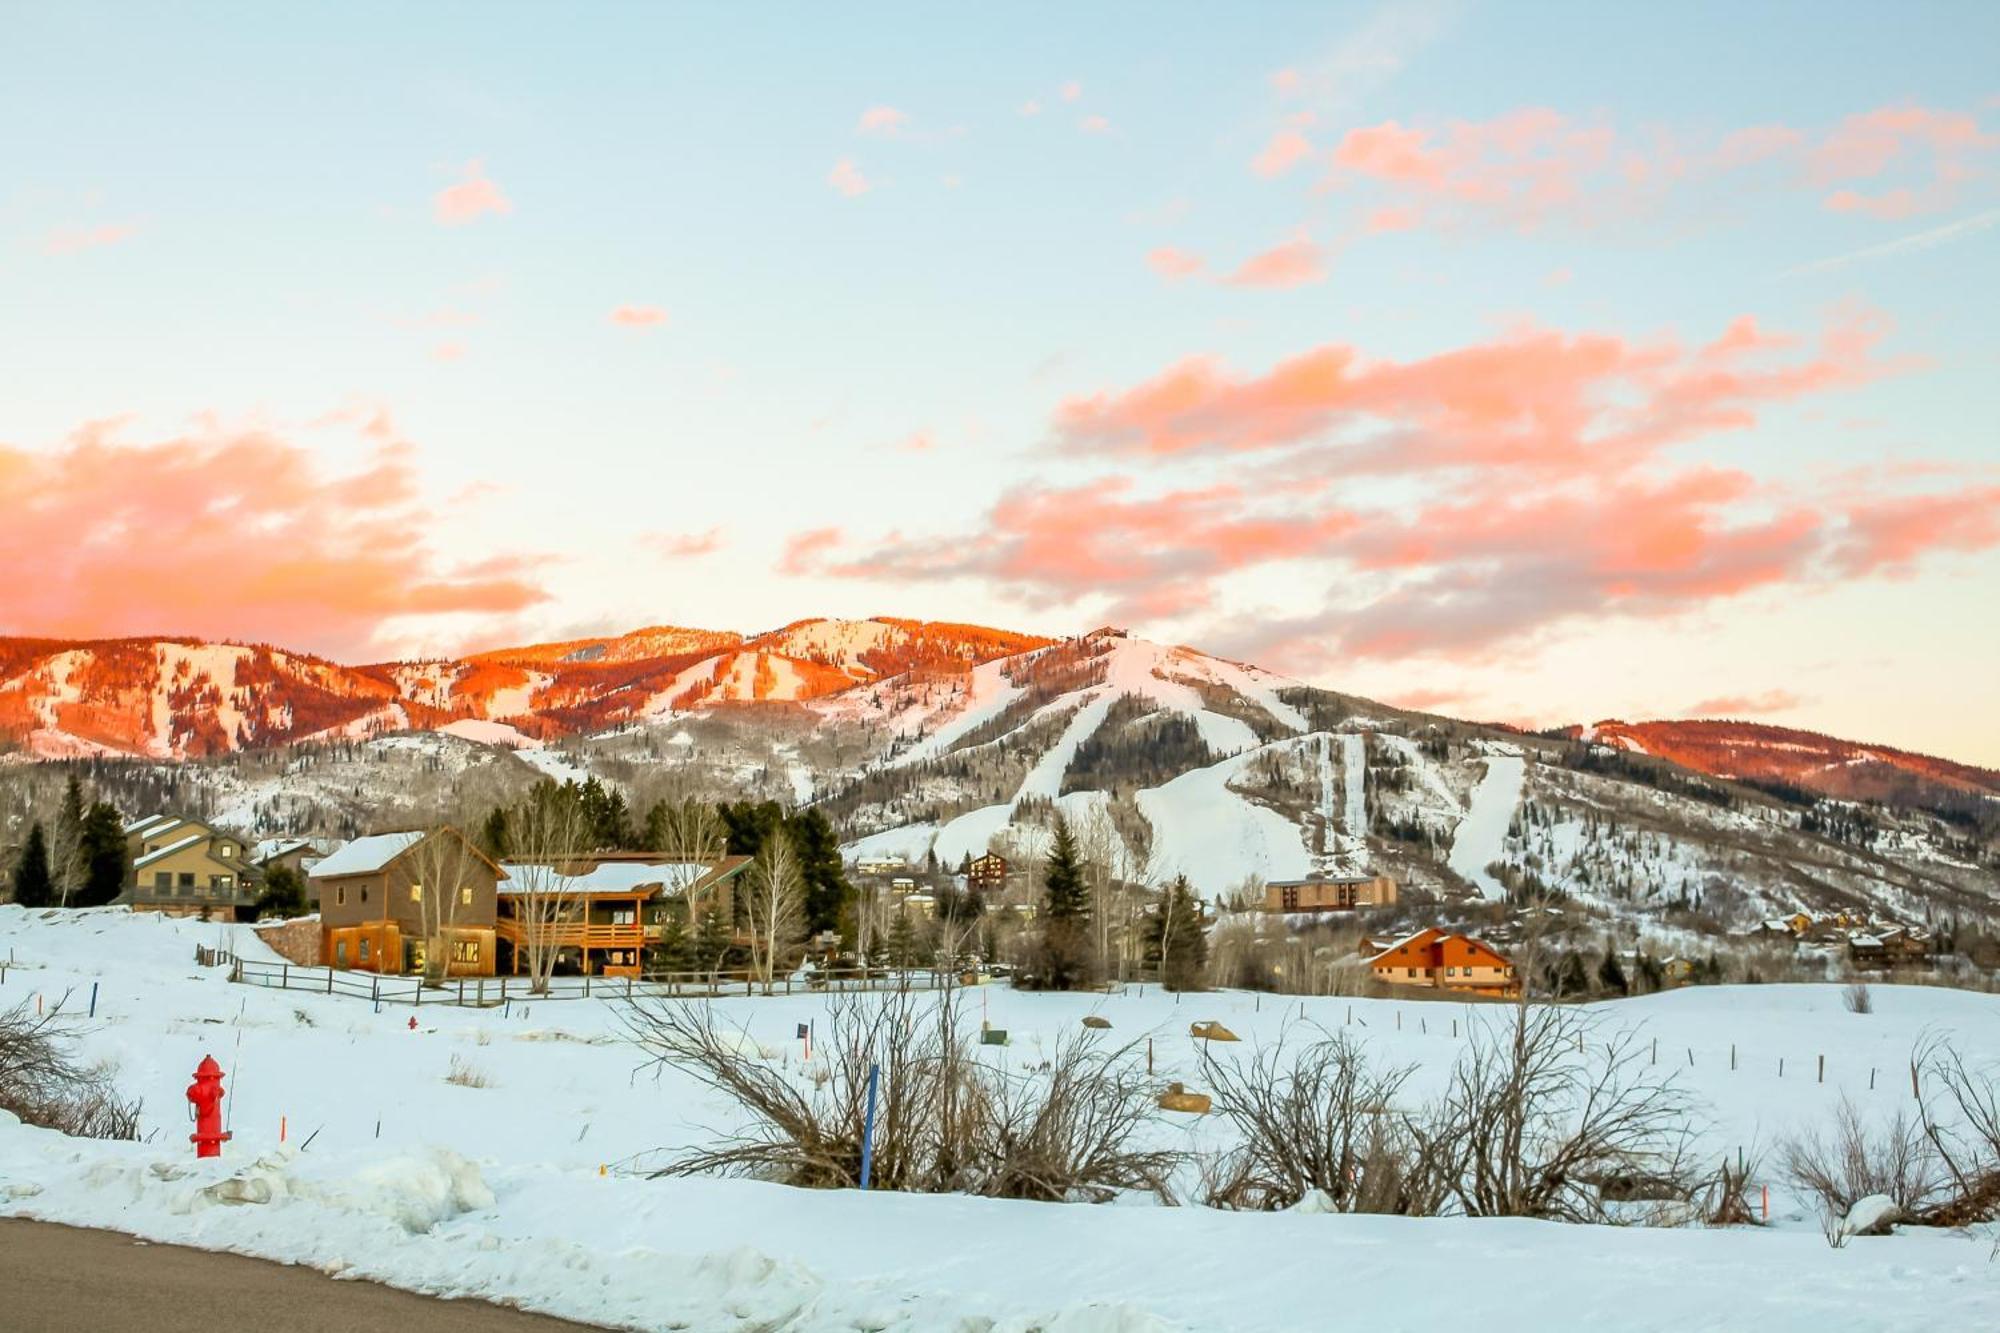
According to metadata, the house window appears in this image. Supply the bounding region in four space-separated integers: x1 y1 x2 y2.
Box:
154 872 171 891
178 872 195 889
335 939 348 966
1407 967 1416 977
359 937 372 961
212 875 233 891
220 845 233 858
360 886 369 903
460 886 473 906
410 883 423 903
336 885 346 907
611 908 635 925
452 939 480 965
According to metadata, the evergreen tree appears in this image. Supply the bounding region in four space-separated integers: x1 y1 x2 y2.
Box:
691 905 734 973
1148 875 1208 991
254 864 308 919
11 823 53 907
51 775 86 907
478 806 511 859
1034 817 1095 989
648 910 693 974
75 802 128 907
886 908 921 969
788 809 851 938
1597 946 1629 997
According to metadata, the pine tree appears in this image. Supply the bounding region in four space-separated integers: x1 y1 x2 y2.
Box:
691 905 733 974
478 806 511 859
254 864 308 919
51 775 86 907
75 802 128 908
11 823 53 907
789 809 851 938
1149 875 1208 991
1597 945 1629 997
649 910 692 974
886 908 921 969
1034 817 1095 989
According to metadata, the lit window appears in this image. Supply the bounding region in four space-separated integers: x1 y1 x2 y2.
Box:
460 886 473 906
453 939 481 964
410 883 423 903
220 845 233 858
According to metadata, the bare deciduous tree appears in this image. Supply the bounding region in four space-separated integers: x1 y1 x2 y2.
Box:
404 826 482 985
744 835 803 985
505 794 593 994
0 994 141 1139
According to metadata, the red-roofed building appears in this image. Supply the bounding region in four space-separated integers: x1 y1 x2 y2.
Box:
1368 927 1518 997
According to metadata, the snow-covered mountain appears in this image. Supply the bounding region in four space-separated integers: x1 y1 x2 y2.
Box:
2 621 1994 928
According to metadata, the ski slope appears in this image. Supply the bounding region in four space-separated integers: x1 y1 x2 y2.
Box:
1450 748 1527 901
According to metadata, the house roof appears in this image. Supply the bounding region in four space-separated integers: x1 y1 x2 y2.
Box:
131 816 194 844
309 830 427 878
132 832 207 869
499 859 709 896
125 814 177 836
250 837 315 864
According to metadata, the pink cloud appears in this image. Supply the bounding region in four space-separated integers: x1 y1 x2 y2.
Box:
1019 99 1043 117
777 527 845 575
858 105 908 136
0 420 549 658
1080 114 1112 135
43 222 139 256
897 431 937 454
430 341 467 362
1829 485 2000 576
643 528 724 559
1061 80 1082 103
1269 68 1303 96
1252 128 1315 178
609 305 669 328
1054 308 1889 467
827 157 871 197
1685 689 1805 718
433 160 512 226
1146 246 1205 280
1223 233 1329 288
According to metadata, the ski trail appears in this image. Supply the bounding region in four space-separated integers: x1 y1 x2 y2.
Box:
1449 752 1526 901
1340 732 1366 838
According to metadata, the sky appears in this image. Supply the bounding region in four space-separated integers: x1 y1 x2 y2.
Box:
2 1 1997 763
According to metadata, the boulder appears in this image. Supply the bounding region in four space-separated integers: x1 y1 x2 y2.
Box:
1840 1194 1901 1238
1157 1082 1212 1114
1082 1015 1112 1030
1190 1021 1240 1042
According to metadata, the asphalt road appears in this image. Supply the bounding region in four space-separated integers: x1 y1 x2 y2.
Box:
0 1218 605 1332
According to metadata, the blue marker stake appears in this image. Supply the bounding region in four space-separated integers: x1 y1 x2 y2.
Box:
858 1062 881 1191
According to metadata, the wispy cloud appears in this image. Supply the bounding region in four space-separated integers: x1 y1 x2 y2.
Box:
43 222 139 256
609 304 669 328
434 160 512 225
827 157 871 197
1778 205 2000 277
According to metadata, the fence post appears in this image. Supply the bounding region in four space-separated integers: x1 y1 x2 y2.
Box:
327 969 334 995
1818 1054 1824 1084
457 979 465 1006
282 964 289 990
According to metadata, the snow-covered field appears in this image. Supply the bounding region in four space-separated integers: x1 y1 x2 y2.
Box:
3 905 1997 1331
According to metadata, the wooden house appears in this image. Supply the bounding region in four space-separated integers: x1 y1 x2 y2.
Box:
967 852 1009 890
1368 927 1518 996
120 814 256 921
495 854 751 978
311 828 503 977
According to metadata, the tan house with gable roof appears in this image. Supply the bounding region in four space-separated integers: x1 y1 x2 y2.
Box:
121 814 256 921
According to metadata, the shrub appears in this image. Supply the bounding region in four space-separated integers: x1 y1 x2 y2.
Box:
0 996 141 1139
624 985 1176 1202
1779 1096 1940 1217
1843 982 1873 1014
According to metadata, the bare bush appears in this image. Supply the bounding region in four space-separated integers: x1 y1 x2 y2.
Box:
0 996 142 1140
1911 1035 2000 1224
623 985 1176 1202
445 1054 493 1089
1416 1001 1702 1222
1199 1033 1444 1215
1843 982 1873 1014
1780 1096 1940 1218
1696 1150 1764 1227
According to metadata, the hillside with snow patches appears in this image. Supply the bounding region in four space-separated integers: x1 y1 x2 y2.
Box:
2 620 1994 930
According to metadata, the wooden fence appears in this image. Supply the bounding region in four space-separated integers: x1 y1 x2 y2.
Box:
228 958 965 1007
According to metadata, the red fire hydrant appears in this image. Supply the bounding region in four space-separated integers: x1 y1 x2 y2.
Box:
186 1055 231 1159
